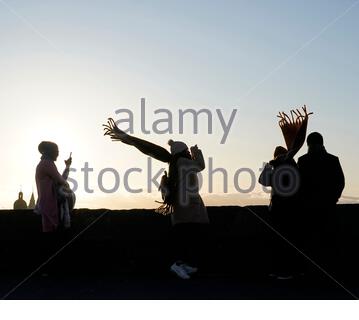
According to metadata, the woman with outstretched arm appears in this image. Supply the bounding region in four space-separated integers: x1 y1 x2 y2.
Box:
103 119 210 280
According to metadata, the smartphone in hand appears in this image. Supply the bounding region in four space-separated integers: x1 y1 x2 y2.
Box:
65 152 72 167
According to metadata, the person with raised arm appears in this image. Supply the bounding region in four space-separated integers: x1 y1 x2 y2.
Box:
103 119 210 280
35 141 74 233
259 106 312 280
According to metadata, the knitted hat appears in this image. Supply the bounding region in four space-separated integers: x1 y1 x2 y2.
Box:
168 139 188 155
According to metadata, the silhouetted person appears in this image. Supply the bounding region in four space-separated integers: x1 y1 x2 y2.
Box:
259 106 311 280
298 132 345 210
13 192 28 210
260 145 302 280
35 141 74 277
298 132 345 263
103 118 210 280
35 141 73 233
268 146 299 214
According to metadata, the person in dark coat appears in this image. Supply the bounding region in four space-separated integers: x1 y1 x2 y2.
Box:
298 132 345 210
259 106 312 280
298 132 345 265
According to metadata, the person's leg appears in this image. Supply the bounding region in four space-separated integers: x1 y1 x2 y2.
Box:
290 211 307 275
270 210 282 274
170 223 192 279
285 215 305 276
274 229 291 276
40 231 60 275
171 223 188 263
300 206 324 275
187 223 211 271
320 206 337 273
270 208 294 278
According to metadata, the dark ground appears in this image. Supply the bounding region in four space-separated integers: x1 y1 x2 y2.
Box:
0 205 358 300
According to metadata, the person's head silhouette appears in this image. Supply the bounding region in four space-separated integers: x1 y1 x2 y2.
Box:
38 141 59 161
307 132 324 146
307 132 325 153
273 146 287 159
168 139 191 159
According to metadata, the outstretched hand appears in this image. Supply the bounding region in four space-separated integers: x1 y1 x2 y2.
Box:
103 118 120 137
103 118 131 143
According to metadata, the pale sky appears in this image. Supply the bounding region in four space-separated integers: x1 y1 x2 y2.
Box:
0 0 358 209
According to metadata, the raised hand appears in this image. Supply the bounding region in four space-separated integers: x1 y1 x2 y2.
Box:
190 144 199 154
103 118 131 144
277 111 300 150
291 105 313 152
103 118 119 137
64 153 72 168
277 105 313 151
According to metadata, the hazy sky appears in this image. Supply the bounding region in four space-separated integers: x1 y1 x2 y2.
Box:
1 0 358 209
